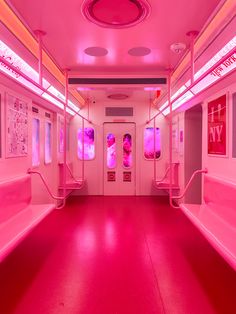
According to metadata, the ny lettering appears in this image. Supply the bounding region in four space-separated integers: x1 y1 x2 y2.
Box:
209 125 223 142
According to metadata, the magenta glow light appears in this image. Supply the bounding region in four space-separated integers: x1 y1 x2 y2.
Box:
78 127 95 160
159 36 236 116
45 121 52 164
0 40 50 91
0 40 80 116
144 128 161 159
32 118 40 167
107 133 116 169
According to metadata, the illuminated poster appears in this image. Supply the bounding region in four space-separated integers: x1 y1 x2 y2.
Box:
58 115 64 153
32 118 40 166
107 133 116 168
208 94 227 155
45 121 52 164
123 133 132 168
144 127 161 159
6 94 28 157
78 127 95 160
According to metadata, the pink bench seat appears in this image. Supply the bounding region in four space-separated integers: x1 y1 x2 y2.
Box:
180 174 236 271
0 174 55 262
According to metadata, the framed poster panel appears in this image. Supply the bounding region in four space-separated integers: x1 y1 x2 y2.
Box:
45 121 52 164
6 94 28 157
208 94 227 156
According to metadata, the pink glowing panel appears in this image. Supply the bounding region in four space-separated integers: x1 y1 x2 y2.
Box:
45 121 52 164
0 40 50 92
123 134 132 168
191 52 236 95
32 118 40 167
47 86 80 114
107 133 116 169
144 127 161 159
59 125 64 153
78 127 95 160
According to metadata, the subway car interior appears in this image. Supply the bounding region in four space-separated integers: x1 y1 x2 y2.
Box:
0 0 236 313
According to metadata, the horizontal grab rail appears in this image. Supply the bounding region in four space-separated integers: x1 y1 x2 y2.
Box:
28 169 64 201
154 162 179 183
0 56 92 124
172 168 208 200
147 47 236 123
155 165 170 183
65 163 84 183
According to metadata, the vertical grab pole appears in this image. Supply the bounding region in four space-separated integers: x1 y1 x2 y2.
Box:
187 30 198 85
154 117 157 181
82 117 85 182
34 30 46 86
168 70 173 207
63 70 69 202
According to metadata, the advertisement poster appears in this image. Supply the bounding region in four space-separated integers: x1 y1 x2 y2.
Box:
208 94 227 155
6 94 28 157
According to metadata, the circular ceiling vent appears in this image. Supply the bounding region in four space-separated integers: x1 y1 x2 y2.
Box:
128 46 151 56
82 0 151 29
107 93 129 100
84 46 108 56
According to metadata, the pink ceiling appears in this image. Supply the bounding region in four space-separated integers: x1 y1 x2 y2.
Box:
7 0 222 75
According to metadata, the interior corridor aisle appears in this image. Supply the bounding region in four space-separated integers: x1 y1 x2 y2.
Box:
0 196 235 314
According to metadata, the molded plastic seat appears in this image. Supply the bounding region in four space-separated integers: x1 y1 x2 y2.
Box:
180 174 236 271
0 174 55 262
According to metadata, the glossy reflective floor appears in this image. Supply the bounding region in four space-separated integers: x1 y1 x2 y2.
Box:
0 196 236 314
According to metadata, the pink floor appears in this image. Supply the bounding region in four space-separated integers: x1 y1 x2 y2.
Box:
0 196 235 314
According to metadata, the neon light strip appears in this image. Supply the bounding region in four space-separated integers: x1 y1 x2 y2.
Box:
0 1 85 106
162 49 236 116
0 39 50 91
171 0 236 82
0 54 77 115
194 36 236 80
42 92 75 115
158 37 236 116
0 40 80 115
0 55 92 122
47 85 80 113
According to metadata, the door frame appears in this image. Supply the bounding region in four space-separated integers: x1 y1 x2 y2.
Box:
103 122 136 195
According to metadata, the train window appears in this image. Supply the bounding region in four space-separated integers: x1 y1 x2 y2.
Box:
107 133 116 168
32 118 40 166
123 134 132 168
78 127 95 160
45 121 52 164
144 127 161 159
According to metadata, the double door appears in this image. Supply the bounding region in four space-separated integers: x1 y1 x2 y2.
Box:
103 123 136 195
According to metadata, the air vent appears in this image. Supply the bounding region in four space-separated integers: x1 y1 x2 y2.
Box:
32 106 39 113
69 78 167 85
45 112 51 118
82 0 150 29
105 107 133 116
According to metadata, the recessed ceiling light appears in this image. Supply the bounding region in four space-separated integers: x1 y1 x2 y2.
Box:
84 46 108 56
82 0 151 29
128 46 151 56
